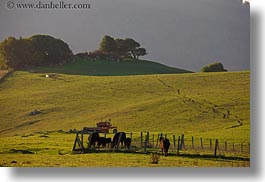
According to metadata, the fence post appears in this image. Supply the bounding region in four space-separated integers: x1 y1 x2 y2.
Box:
152 134 155 147
177 135 181 155
214 139 219 157
74 132 85 151
144 132 149 153
72 133 78 151
173 135 176 149
210 139 212 150
200 137 203 149
192 136 194 149
180 134 185 150
146 132 149 144
233 143 235 151
225 141 227 151
241 143 243 153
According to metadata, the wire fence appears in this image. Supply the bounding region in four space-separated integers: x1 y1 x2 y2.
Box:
73 131 250 158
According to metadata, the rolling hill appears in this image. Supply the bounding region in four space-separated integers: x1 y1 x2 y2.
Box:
0 70 249 143
0 67 250 167
33 58 192 76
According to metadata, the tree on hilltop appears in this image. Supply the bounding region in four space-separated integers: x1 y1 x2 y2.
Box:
29 35 73 66
201 62 227 72
0 37 39 69
135 47 148 59
0 35 73 69
99 35 117 53
98 35 147 60
115 38 131 59
123 38 140 60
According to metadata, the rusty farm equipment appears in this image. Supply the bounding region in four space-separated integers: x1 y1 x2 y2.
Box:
83 121 117 134
72 121 117 152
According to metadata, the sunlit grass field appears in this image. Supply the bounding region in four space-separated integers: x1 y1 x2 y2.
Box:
0 70 250 167
0 132 249 167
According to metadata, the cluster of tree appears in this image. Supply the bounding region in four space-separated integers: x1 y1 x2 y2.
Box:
0 35 73 69
88 50 120 61
98 35 147 60
201 62 227 72
75 50 122 62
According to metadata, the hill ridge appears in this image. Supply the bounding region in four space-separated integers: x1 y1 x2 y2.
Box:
33 58 192 76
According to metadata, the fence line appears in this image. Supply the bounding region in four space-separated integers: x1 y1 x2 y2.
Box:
72 131 250 158
137 132 249 157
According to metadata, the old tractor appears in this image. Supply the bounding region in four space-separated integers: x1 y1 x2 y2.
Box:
83 121 117 133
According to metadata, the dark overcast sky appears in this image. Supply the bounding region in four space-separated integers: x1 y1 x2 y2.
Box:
0 0 249 71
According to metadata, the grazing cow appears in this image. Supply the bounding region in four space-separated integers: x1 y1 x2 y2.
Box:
97 137 106 147
97 137 112 147
88 132 99 148
160 137 170 156
124 138 131 149
105 138 112 147
112 132 126 148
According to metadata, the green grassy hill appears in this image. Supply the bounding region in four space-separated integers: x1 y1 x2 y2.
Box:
0 71 249 143
34 58 192 76
0 69 250 167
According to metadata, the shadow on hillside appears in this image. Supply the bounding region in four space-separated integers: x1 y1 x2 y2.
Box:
0 120 42 135
29 69 192 77
226 124 243 129
176 153 249 162
71 149 249 162
23 59 193 76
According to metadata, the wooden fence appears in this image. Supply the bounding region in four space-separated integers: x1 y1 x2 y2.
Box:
137 132 250 157
72 131 250 158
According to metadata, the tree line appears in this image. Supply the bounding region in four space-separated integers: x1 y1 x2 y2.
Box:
0 34 148 70
0 34 227 72
0 35 73 69
76 35 148 62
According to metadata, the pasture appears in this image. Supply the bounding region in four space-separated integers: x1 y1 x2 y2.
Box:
0 70 250 167
0 131 249 167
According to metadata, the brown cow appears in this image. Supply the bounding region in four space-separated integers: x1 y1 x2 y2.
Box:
160 137 170 156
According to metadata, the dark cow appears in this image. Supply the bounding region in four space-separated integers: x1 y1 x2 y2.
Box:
160 137 170 156
112 132 126 148
124 138 131 149
97 137 106 147
88 132 99 148
105 138 112 147
97 137 112 147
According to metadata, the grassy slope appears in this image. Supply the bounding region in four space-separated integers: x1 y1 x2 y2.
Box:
34 58 192 76
0 71 249 141
0 70 250 167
